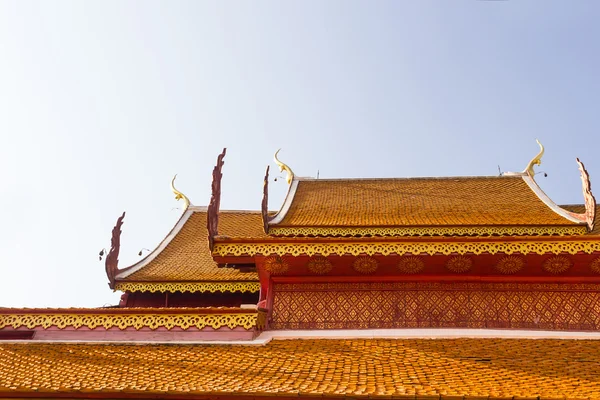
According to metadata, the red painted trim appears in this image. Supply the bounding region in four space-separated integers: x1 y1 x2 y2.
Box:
271 275 600 284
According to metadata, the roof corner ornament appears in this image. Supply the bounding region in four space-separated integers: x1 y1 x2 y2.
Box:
524 139 545 177
274 149 294 184
576 158 596 231
207 148 226 250
105 212 125 290
171 174 190 210
261 165 270 234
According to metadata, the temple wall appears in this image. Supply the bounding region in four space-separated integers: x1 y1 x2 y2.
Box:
270 282 600 331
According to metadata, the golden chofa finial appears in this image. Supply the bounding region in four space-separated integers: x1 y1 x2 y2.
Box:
171 174 190 209
274 149 295 184
524 139 545 177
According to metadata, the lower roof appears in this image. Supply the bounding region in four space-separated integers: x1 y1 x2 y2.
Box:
1 338 599 398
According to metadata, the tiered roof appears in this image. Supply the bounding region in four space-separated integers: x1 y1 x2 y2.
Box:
2 339 600 398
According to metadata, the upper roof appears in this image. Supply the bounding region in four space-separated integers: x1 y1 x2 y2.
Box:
116 209 263 283
268 175 587 236
2 338 600 399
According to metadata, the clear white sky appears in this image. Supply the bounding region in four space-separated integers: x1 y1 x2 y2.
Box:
1 1 598 307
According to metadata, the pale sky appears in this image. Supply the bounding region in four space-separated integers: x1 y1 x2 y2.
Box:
1 1 598 308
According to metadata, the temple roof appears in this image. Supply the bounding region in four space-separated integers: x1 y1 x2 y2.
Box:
2 338 600 398
268 175 587 236
116 209 264 283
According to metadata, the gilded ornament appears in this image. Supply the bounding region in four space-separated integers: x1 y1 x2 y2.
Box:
576 158 597 231
352 256 378 274
591 257 600 275
445 255 473 273
397 256 425 274
263 255 290 275
0 311 263 331
306 255 333 275
171 175 190 209
269 225 586 237
213 240 600 258
114 281 260 294
542 255 572 274
274 149 295 184
494 255 525 275
524 139 544 177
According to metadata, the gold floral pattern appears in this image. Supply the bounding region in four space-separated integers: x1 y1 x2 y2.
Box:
591 257 600 274
495 255 525 275
542 255 572 274
263 255 289 275
352 256 378 274
397 256 425 274
445 255 472 273
306 256 333 275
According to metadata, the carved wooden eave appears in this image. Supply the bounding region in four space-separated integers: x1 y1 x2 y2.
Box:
105 212 126 289
570 158 596 231
261 165 270 234
207 148 227 250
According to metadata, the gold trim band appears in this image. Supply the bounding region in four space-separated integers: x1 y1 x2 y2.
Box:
114 281 260 294
269 225 587 237
214 240 600 257
0 312 260 331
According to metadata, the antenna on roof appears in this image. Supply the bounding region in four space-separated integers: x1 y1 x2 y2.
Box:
498 165 502 176
317 170 320 179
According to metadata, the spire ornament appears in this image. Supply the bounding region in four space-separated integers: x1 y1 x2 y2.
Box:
207 148 226 250
524 139 545 177
171 175 190 210
274 149 294 184
576 158 596 231
105 212 125 290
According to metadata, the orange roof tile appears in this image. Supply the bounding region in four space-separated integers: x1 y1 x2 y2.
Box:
275 176 581 227
120 211 263 282
2 339 600 398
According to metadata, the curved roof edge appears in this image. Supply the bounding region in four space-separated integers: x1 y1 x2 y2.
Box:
267 178 299 225
115 206 207 280
520 174 586 225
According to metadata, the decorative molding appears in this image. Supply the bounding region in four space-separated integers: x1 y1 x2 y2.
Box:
576 158 597 231
306 256 333 275
213 240 600 257
269 225 587 237
495 255 525 275
207 148 226 250
114 281 260 293
397 256 425 274
445 255 473 273
261 165 270 234
0 311 261 331
352 256 378 274
105 212 125 289
263 256 289 275
542 255 573 275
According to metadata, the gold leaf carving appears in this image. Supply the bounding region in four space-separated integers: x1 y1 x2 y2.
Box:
591 257 600 275
543 255 573 274
306 256 333 275
446 255 473 273
397 256 425 274
352 256 378 274
263 255 289 275
495 255 525 275
114 282 259 294
269 225 586 237
214 240 600 257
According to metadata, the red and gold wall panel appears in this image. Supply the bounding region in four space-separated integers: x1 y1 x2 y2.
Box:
271 282 600 331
